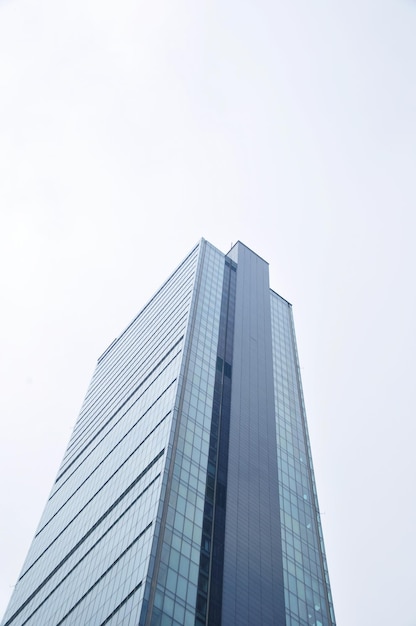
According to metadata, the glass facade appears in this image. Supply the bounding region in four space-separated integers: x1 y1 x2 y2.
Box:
270 292 336 626
2 240 335 626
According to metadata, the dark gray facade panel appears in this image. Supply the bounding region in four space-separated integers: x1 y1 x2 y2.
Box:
222 243 286 625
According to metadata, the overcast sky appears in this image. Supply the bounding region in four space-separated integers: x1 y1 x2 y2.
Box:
1 0 415 624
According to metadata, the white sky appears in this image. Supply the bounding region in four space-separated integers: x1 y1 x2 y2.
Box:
1 0 415 623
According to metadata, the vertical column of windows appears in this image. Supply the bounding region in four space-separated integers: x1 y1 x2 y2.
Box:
270 293 336 626
140 242 225 626
195 258 236 626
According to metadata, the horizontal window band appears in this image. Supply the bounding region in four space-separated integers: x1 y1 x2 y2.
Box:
99 580 143 626
73 304 189 441
56 525 152 626
96 243 198 364
37 407 172 537
92 284 192 386
6 454 163 626
57 337 183 480
20 449 165 582
73 313 186 448
19 477 159 626
52 351 180 497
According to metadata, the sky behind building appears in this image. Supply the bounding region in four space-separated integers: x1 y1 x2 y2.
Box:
1 1 416 624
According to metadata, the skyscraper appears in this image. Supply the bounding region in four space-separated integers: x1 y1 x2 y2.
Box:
2 239 336 626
